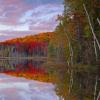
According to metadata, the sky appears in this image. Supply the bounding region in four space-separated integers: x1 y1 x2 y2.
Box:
0 0 63 41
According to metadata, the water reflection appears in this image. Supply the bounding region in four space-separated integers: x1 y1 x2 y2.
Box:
0 74 59 100
0 59 50 82
43 63 100 100
0 59 100 100
0 59 45 72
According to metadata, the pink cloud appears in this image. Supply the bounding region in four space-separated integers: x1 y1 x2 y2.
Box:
0 0 63 41
0 0 33 25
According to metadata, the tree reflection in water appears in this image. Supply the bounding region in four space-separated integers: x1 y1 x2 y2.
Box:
0 59 100 100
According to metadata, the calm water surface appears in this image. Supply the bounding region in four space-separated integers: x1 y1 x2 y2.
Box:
0 59 99 100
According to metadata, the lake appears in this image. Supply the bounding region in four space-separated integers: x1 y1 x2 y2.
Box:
0 59 99 100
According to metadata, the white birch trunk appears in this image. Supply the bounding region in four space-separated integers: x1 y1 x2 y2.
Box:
83 4 100 50
94 77 98 100
96 91 100 100
97 18 100 26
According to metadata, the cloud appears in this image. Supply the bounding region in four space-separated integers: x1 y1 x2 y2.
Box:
0 33 8 36
0 0 33 25
0 0 63 41
0 24 29 31
22 4 63 32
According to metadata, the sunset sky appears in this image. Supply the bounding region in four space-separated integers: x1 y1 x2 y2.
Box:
0 0 63 41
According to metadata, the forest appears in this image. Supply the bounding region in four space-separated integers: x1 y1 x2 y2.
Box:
48 0 100 100
0 32 54 57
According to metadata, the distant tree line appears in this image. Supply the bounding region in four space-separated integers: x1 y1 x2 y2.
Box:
0 42 48 57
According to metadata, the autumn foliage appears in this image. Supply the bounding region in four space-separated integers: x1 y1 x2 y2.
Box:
0 32 55 57
0 32 54 44
4 62 53 83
